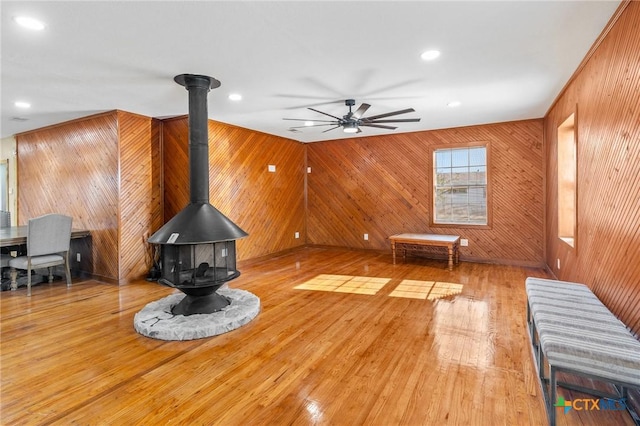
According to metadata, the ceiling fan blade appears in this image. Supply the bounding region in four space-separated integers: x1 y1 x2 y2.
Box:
308 107 342 120
352 103 371 119
288 123 339 129
360 123 397 130
322 125 342 133
368 118 421 123
283 118 338 123
362 108 416 121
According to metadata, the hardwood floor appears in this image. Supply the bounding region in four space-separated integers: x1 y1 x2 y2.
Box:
0 247 635 425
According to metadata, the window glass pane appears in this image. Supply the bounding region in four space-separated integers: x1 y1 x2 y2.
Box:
469 147 485 166
451 167 469 184
435 188 451 220
450 187 469 222
451 203 469 223
435 151 451 168
468 204 487 224
468 186 486 204
451 149 468 167
436 168 451 185
0 162 7 211
435 187 450 200
470 165 486 184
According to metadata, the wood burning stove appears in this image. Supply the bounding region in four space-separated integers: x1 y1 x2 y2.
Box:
148 74 248 316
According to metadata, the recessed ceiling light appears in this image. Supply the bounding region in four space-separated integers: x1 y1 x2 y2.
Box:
421 50 441 61
228 93 242 101
14 16 46 31
15 101 31 109
447 101 461 108
304 121 314 126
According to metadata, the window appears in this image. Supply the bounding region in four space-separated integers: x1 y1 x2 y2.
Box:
0 160 7 211
432 144 489 226
557 113 576 248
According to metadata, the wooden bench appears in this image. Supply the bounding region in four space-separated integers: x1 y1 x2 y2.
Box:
525 277 640 425
389 233 460 271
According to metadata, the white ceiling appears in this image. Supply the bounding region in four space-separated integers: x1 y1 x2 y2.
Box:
1 1 620 143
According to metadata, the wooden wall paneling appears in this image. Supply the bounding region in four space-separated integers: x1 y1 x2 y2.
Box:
162 118 306 261
160 117 190 220
306 119 545 266
116 111 163 283
544 1 640 337
17 112 120 281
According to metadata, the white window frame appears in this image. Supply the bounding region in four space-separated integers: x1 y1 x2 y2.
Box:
431 142 491 228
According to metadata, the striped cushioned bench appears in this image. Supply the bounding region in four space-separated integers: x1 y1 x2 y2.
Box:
525 277 640 426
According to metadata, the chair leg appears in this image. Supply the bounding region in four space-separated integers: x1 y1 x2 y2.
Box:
48 267 54 283
64 251 72 288
65 254 72 288
27 259 32 297
10 267 17 291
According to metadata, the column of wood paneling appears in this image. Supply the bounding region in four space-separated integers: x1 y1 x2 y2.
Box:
117 111 163 282
306 119 545 267
544 1 640 337
161 118 306 261
17 112 120 281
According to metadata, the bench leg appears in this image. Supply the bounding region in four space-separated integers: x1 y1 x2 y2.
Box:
447 246 454 271
550 365 557 426
621 387 640 425
537 343 545 385
391 241 396 265
527 302 535 344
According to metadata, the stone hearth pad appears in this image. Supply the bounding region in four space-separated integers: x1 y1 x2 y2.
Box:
134 288 260 341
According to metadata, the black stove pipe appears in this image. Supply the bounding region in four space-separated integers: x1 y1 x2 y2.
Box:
174 74 221 204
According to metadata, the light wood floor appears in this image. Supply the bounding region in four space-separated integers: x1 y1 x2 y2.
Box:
1 247 635 425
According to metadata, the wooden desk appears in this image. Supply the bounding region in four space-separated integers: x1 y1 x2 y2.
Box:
389 233 460 271
1 226 91 247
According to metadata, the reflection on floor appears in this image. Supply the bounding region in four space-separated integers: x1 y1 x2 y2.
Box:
295 274 463 301
389 279 463 300
294 274 390 295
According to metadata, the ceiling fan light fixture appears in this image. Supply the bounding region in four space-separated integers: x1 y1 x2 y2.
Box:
13 16 46 31
343 122 359 133
421 50 441 61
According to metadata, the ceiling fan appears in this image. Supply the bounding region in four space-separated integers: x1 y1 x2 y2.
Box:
284 99 420 134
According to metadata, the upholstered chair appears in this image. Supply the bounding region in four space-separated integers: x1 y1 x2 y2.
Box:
9 214 73 296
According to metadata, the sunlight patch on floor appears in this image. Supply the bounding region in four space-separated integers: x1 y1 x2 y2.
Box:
294 274 391 295
389 280 463 300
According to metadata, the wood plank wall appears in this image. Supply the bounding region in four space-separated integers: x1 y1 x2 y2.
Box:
117 112 163 282
544 1 640 337
306 119 544 266
17 111 162 283
161 118 306 261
